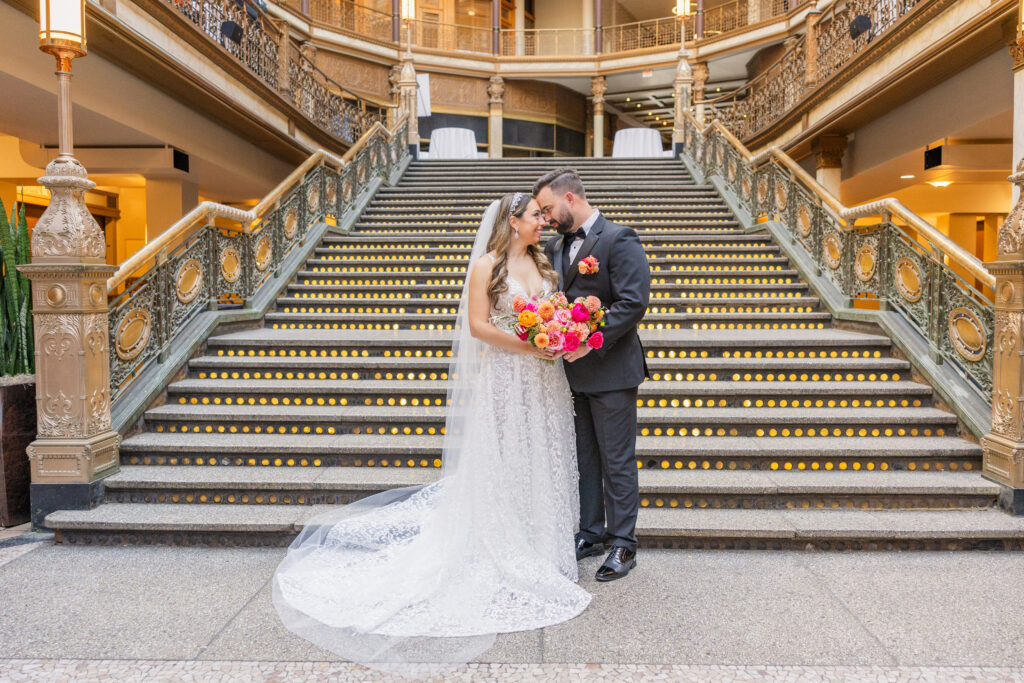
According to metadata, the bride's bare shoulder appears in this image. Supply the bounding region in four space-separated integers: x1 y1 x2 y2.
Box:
470 253 495 281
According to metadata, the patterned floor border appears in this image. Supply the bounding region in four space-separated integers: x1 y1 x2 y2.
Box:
0 661 1022 682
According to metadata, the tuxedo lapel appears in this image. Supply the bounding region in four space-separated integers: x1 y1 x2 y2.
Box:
564 214 605 290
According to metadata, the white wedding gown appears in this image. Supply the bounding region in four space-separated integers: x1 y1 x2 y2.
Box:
272 203 591 673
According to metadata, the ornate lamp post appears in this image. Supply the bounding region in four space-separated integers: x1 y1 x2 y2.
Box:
19 0 120 526
398 0 420 155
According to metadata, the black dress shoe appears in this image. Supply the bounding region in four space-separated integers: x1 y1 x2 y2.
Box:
595 547 636 582
575 536 605 561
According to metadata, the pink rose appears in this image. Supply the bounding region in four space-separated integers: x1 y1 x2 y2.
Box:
555 308 572 325
547 331 564 351
585 296 602 313
586 331 604 350
562 332 580 352
571 303 590 323
523 302 538 313
551 292 568 308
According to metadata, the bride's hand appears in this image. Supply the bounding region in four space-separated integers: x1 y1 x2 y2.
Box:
528 344 560 360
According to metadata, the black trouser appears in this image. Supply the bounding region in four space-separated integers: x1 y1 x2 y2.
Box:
572 387 639 551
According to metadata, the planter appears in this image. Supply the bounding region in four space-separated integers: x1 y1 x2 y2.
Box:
0 375 35 527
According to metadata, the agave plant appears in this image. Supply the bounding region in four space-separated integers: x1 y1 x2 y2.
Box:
0 199 34 376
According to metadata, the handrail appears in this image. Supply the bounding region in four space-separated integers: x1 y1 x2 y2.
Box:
108 117 405 292
693 114 994 288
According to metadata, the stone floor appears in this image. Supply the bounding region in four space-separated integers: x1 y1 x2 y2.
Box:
1 530 1023 681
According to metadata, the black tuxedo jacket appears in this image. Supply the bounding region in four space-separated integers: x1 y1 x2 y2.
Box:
544 213 651 393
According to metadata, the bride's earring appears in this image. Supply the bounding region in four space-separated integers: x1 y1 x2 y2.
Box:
511 220 519 239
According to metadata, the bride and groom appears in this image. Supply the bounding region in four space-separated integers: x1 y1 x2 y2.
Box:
273 167 652 668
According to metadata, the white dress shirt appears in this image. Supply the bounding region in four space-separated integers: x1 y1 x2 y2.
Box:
568 210 600 263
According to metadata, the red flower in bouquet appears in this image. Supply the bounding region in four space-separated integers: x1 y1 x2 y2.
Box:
562 332 581 353
586 331 604 350
571 303 590 323
493 290 607 362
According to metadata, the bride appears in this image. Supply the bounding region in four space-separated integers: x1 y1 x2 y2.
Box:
272 192 592 673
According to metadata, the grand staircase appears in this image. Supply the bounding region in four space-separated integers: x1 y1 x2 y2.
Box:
47 158 1024 549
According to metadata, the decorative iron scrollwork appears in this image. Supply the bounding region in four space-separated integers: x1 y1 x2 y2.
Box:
115 308 152 361
948 306 987 362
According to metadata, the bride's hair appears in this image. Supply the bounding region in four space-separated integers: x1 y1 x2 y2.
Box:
485 192 558 310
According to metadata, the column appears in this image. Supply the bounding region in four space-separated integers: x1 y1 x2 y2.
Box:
591 75 607 157
983 159 1024 513
393 0 400 43
398 54 420 154
696 0 705 39
18 156 120 526
514 0 525 56
585 102 594 157
593 0 603 54
672 50 693 154
804 10 821 88
492 0 500 55
144 178 198 242
1013 43 1024 202
811 134 847 198
488 76 504 159
692 61 708 124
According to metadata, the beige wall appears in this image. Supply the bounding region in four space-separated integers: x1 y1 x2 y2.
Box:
534 0 584 29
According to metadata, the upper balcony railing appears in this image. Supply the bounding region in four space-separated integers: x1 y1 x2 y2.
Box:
167 0 387 143
278 0 799 58
704 0 925 141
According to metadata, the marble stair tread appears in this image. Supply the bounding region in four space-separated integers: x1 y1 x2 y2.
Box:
187 356 909 371
45 505 1024 539
142 405 957 426
104 466 999 496
118 432 981 458
205 327 895 346
164 379 935 397
274 296 820 307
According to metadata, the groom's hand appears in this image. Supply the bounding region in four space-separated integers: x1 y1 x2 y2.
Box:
564 345 592 363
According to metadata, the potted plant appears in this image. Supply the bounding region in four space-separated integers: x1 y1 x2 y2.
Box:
0 199 35 528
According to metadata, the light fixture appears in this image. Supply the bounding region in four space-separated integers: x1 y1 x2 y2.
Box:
900 174 915 179
636 103 641 108
672 0 691 16
467 9 475 15
401 0 415 20
39 0 86 57
928 180 953 187
626 97 631 102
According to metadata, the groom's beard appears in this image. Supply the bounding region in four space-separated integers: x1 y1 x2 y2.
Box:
548 207 576 234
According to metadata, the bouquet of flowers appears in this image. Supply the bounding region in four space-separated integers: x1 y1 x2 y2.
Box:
505 292 606 356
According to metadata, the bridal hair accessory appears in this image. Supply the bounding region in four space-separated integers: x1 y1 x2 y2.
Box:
510 192 529 216
578 255 600 275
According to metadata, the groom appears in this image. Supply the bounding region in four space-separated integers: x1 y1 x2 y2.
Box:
534 168 651 582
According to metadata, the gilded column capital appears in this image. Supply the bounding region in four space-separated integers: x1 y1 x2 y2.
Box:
1012 41 1024 72
691 62 709 88
591 75 607 103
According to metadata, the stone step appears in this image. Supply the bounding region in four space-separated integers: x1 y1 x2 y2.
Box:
100 467 999 511
45 504 1024 549
117 432 980 472
322 234 774 246
284 284 812 298
361 201 731 212
303 254 788 268
272 297 823 314
204 326 894 352
293 269 805 283
315 244 778 257
357 211 734 222
188 355 909 375
373 189 720 199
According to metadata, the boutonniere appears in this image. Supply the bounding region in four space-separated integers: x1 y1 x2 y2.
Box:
578 255 599 275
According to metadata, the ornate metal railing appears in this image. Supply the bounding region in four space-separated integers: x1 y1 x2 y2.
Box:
407 19 492 53
307 0 392 42
170 0 281 87
602 17 682 53
703 0 749 36
165 0 385 143
106 118 410 403
500 27 596 56
680 112 995 403
704 0 927 140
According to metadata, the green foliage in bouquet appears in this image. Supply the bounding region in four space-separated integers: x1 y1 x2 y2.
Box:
0 199 34 376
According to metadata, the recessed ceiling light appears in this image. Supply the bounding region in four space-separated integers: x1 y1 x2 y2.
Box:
900 175 915 179
468 9 475 14
928 181 953 187
626 97 631 102
636 103 641 108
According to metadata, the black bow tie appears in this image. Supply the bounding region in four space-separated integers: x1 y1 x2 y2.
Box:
566 230 585 242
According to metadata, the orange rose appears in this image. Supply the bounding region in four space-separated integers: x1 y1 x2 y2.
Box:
537 301 556 322
533 333 549 349
518 310 538 328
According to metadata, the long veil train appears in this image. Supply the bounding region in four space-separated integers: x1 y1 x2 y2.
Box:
271 200 591 676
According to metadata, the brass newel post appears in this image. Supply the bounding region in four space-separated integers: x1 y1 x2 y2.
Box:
19 21 120 524
983 159 1024 513
672 47 693 155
